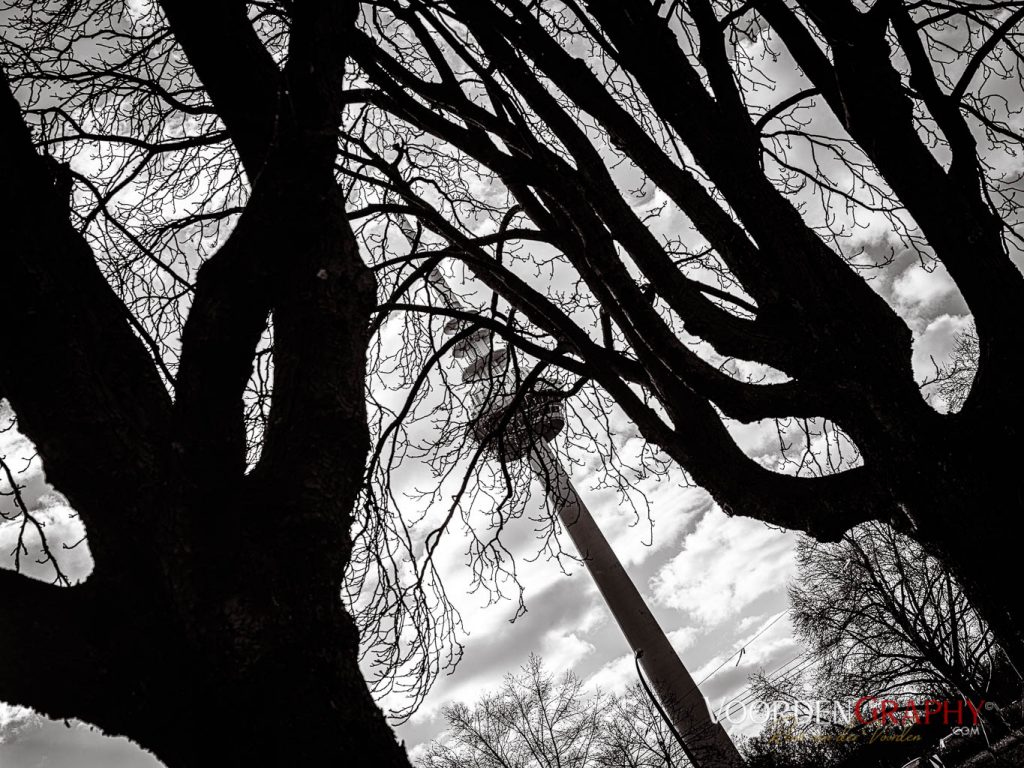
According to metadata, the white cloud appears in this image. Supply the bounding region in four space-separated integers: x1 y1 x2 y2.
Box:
0 496 93 584
728 420 780 460
598 484 710 568
891 262 958 313
407 741 432 764
667 626 699 654
539 630 596 671
650 510 798 626
0 703 41 744
585 653 639 696
0 403 93 583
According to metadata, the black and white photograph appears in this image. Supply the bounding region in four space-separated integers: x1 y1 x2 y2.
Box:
1 1 1022 766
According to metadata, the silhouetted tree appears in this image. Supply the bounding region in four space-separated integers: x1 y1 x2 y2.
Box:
790 522 1014 707
740 717 860 768
936 325 980 414
421 655 691 768
598 681 693 768
0 1 412 765
346 0 1024 669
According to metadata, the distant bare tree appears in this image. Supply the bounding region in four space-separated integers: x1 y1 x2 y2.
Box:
597 683 692 768
422 655 608 768
421 656 692 768
936 325 980 414
790 522 1013 705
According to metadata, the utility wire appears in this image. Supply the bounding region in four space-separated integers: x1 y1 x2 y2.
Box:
695 610 791 687
631 608 798 762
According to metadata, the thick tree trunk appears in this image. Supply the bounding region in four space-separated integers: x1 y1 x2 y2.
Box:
0 5 415 762
1 552 411 768
0 189 412 765
109 578 409 768
17 576 410 768
859 410 1024 679
906 448 1024 678
945 534 1024 685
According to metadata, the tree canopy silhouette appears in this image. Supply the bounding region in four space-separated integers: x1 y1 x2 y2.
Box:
0 0 412 764
3 0 1024 765
347 0 1024 670
790 521 1013 708
422 655 692 768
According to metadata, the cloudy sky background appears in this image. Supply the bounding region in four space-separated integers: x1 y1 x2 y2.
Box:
2 3 1012 766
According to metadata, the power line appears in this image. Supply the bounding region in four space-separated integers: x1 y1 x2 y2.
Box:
696 610 791 687
643 610 796 722
717 654 818 716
